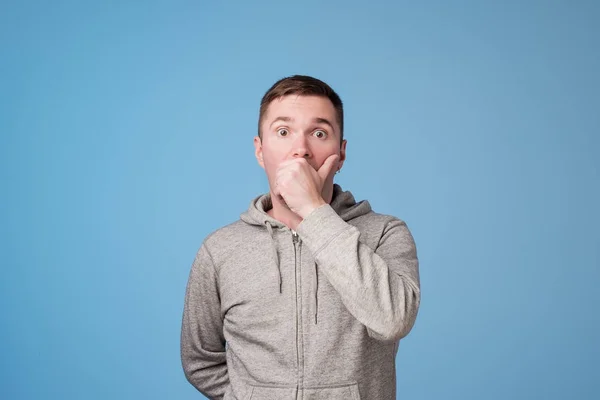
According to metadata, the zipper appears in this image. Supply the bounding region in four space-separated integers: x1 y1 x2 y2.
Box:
292 230 304 395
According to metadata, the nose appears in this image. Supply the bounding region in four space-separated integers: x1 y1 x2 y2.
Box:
291 135 311 159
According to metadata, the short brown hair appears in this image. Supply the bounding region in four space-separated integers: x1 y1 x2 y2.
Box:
258 75 344 143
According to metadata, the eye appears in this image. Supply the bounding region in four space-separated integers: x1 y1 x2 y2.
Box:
277 128 289 137
313 130 328 139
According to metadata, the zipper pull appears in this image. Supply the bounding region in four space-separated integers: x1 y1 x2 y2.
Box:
292 230 299 243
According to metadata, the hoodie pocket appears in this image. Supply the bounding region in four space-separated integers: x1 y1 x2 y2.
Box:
246 384 297 400
303 382 361 400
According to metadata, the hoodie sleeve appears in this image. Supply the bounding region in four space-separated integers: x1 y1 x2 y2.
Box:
296 204 421 343
181 243 229 399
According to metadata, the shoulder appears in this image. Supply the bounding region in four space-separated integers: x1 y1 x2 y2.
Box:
350 207 410 232
350 207 416 249
198 219 263 268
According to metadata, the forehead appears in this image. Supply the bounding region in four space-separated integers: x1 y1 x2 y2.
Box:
263 95 337 122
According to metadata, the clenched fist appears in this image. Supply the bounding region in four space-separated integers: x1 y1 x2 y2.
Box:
273 154 340 218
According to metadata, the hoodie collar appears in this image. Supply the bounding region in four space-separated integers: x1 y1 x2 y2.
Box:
240 184 371 227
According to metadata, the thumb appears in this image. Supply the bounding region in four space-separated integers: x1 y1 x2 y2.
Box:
318 154 340 181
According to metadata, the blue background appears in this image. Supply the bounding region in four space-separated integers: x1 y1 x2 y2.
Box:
1 1 598 399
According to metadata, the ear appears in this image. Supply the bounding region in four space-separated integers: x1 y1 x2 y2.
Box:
253 136 265 169
337 139 347 171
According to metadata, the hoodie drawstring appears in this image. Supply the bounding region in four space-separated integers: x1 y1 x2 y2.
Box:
264 221 282 293
264 221 319 323
313 262 319 324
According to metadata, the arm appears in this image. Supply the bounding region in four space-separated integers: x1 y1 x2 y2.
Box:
181 243 229 399
296 205 421 343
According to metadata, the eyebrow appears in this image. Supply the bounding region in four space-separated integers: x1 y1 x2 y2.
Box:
269 116 293 127
269 116 336 132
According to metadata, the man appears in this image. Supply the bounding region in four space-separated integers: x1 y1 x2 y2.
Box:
181 75 420 400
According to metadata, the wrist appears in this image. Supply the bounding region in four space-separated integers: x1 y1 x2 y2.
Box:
299 199 327 219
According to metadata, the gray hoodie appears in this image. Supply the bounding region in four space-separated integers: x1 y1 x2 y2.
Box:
181 184 420 399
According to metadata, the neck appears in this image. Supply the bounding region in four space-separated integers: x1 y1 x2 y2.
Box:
267 194 304 231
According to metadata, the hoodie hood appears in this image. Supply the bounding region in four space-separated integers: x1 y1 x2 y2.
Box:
240 184 372 324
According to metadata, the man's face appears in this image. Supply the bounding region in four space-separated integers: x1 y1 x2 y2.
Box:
254 95 347 196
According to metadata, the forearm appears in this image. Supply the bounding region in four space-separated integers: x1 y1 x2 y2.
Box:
296 205 421 342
